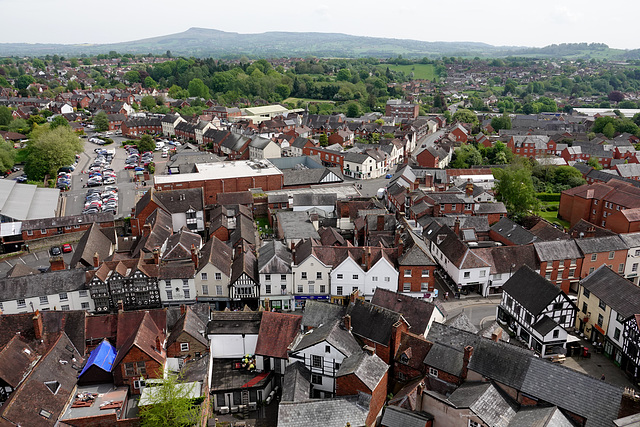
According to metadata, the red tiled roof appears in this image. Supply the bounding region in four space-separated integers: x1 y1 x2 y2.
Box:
254 312 302 359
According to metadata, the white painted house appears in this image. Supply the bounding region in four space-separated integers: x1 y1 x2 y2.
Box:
291 239 332 310
330 249 398 302
620 233 640 286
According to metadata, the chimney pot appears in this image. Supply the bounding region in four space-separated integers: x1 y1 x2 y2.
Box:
343 314 352 331
33 310 43 340
93 252 100 268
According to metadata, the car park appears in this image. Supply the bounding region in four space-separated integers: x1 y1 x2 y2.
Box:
49 246 61 256
103 177 116 185
62 243 73 253
15 175 27 183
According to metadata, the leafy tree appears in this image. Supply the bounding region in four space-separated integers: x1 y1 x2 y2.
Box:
49 115 69 130
490 114 511 132
144 76 157 88
70 58 79 68
16 75 34 90
318 133 328 146
141 96 156 111
137 135 155 153
93 111 109 132
346 102 361 118
124 70 140 83
336 68 352 82
0 141 15 173
24 126 83 181
275 84 290 100
452 109 478 125
587 157 603 170
138 370 201 427
602 122 616 138
608 90 625 103
8 118 29 134
493 162 540 220
188 78 209 99
451 143 482 168
0 106 12 126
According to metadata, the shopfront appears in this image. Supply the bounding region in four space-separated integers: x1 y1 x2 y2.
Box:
294 295 329 310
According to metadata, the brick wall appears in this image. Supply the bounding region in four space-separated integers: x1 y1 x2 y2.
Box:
113 347 163 394
166 332 208 358
398 266 436 293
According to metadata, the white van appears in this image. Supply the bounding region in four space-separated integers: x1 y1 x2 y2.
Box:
155 140 165 151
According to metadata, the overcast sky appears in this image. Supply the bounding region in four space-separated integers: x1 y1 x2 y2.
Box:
1 0 638 50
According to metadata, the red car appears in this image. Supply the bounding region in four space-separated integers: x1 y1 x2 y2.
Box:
62 243 73 253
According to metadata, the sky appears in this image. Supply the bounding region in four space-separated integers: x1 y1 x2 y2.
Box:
1 0 639 50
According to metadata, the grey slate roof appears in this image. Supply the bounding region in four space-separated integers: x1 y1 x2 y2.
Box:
380 406 433 427
257 240 292 274
532 315 558 336
490 217 537 245
423 342 464 376
301 300 346 330
346 299 404 346
619 232 640 249
447 382 517 427
276 211 320 240
277 396 368 427
533 240 582 262
371 288 442 336
337 351 388 391
502 266 561 316
581 265 640 319
575 235 628 254
444 311 479 334
281 361 311 402
0 269 87 301
292 320 361 358
507 406 575 427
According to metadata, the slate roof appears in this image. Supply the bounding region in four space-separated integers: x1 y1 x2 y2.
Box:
162 228 202 261
576 235 628 254
533 240 582 262
230 249 258 285
337 350 388 390
506 406 575 427
207 311 262 335
490 217 537 245
423 342 464 376
502 266 561 315
581 265 640 319
0 269 87 301
0 335 38 389
70 222 113 268
300 300 346 330
281 361 311 402
5 263 40 278
447 382 517 427
113 311 166 368
292 319 360 358
276 211 321 241
166 307 208 349
257 240 292 274
277 396 368 427
153 187 204 213
255 311 302 359
532 315 559 336
528 219 570 241
346 299 404 346
471 245 538 275
371 288 441 336
444 312 479 334
198 236 232 277
380 406 434 427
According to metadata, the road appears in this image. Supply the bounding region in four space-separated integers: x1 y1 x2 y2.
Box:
413 130 445 157
442 302 498 330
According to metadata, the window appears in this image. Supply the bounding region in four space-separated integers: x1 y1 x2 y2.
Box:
215 273 221 280
61 305 70 311
609 251 615 259
320 284 326 293
422 270 429 277
216 285 222 295
301 272 307 280
599 299 606 310
403 283 411 292
39 409 52 419
316 272 322 279
312 355 323 368
265 284 271 294
337 286 343 296
591 253 597 262
133 379 146 389
468 420 480 427
44 380 61 395
479 270 486 278
582 302 588 314
545 272 552 279
265 274 271 282
166 290 173 300
201 272 208 280
79 290 88 297
325 345 331 353
81 302 90 309
136 361 146 376
352 286 358 293
404 269 412 277
553 302 562 310
124 362 135 376
553 330 559 339
183 289 190 299
636 249 640 257
429 367 438 377
372 276 378 282
40 229 46 235
614 328 621 341
281 274 287 281
59 292 68 301
597 314 604 327
17 299 26 308
39 296 48 305
182 279 189 288
311 374 322 385
569 268 576 277
202 284 209 295
309 285 315 294
583 288 590 298
589 267 594 274
297 285 303 293
26 230 33 236
352 274 359 280
337 274 343 280
165 280 171 287
525 313 532 324
618 313 626 323
421 283 429 291
463 271 470 279
634 263 639 272
180 343 189 352
619 264 625 274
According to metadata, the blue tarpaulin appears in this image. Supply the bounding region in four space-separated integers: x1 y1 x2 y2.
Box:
78 339 117 377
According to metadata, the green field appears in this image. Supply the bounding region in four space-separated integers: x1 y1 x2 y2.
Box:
283 97 335 104
536 201 570 229
376 63 436 80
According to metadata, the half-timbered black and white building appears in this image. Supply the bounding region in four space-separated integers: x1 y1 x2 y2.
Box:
229 249 260 309
497 265 577 357
623 315 640 380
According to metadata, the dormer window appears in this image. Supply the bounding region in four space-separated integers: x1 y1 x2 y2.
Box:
44 381 61 395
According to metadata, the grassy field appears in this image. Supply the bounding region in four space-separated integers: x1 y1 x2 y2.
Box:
283 97 335 104
376 63 436 80
536 201 570 229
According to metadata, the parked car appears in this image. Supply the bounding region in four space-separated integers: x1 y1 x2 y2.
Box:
62 243 73 253
49 246 61 256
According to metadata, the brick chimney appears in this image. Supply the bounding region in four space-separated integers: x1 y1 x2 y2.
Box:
180 304 186 316
93 252 100 268
377 215 385 231
33 310 43 341
366 247 372 271
454 217 461 235
586 226 596 238
190 244 198 269
143 223 152 237
50 256 65 271
461 345 474 380
465 179 474 197
343 314 352 331
153 248 160 264
155 336 162 352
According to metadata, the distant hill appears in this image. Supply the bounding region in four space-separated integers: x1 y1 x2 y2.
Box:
0 28 633 59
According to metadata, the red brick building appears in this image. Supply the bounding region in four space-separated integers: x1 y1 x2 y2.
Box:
386 99 419 119
165 306 209 358
21 212 115 241
576 235 628 278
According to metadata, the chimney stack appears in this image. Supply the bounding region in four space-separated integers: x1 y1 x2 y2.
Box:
93 252 100 268
33 310 43 340
153 248 160 264
465 179 474 197
454 217 461 235
343 314 352 331
180 304 186 316
190 244 198 269
143 223 152 237
50 255 66 271
377 215 385 231
586 226 596 238
155 336 162 352
462 345 474 380
117 300 124 313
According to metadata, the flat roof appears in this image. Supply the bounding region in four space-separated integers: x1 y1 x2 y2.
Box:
139 380 202 406
242 105 289 115
60 384 129 421
0 180 59 221
154 160 283 185
266 183 359 199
